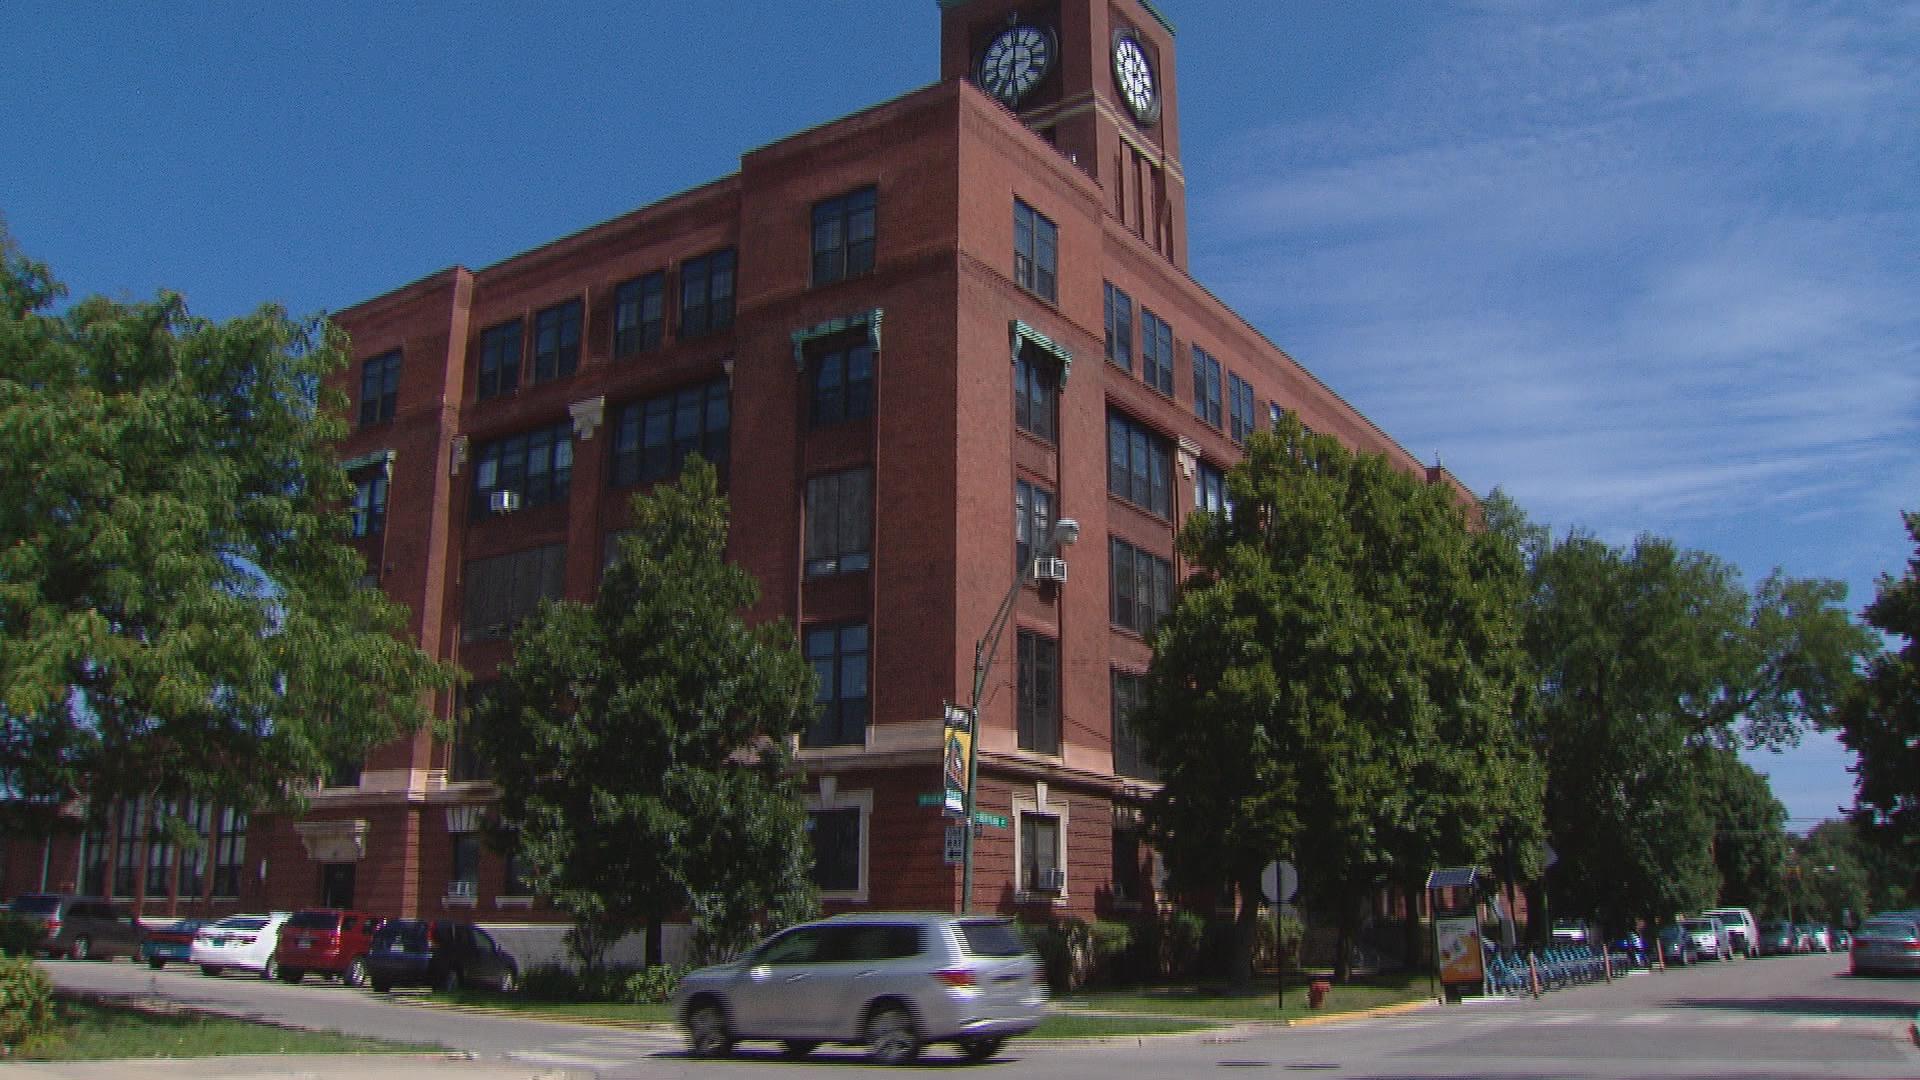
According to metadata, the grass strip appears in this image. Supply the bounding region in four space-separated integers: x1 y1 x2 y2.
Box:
14 998 443 1061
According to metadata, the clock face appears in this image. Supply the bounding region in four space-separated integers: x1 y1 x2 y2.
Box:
1111 31 1159 125
976 24 1056 108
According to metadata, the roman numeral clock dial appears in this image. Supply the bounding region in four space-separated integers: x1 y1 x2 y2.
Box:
976 23 1056 108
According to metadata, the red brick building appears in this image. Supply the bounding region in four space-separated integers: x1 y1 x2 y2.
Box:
4 1 1467 962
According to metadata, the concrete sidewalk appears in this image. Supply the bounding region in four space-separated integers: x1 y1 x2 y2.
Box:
0 1053 590 1079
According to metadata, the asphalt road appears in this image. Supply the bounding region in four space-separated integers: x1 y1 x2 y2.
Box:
39 949 1920 1079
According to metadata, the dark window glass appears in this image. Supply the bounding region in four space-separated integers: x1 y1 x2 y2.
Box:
531 298 582 383
1014 200 1057 302
212 808 247 898
350 471 387 538
1140 309 1174 395
1020 813 1060 890
812 186 877 285
805 623 869 747
1112 825 1145 902
359 350 400 426
679 249 736 338
1106 410 1172 517
613 272 665 356
1017 631 1059 755
806 807 861 892
1015 479 1054 572
1111 670 1158 781
1104 283 1133 372
808 341 874 426
472 420 574 518
1228 372 1256 444
450 833 482 889
1194 461 1230 520
805 468 873 577
1014 345 1058 443
477 320 522 400
1193 345 1222 428
609 379 730 488
460 544 567 643
1110 537 1172 637
957 919 1027 957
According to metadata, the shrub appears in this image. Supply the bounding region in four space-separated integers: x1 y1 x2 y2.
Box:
0 914 42 959
1087 919 1133 985
622 963 688 1004
516 961 690 1004
0 956 53 1048
1163 910 1207 979
519 963 585 1002
1022 921 1074 992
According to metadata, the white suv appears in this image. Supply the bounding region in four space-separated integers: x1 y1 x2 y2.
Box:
1703 907 1759 958
674 913 1047 1065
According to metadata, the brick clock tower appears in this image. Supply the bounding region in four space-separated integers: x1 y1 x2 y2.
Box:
939 0 1189 269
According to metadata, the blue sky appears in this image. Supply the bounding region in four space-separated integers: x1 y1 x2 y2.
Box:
4 2 1913 829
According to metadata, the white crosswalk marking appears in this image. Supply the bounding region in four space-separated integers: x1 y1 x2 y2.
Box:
509 1029 683 1070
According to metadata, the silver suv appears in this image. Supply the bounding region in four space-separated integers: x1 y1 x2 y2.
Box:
673 913 1047 1065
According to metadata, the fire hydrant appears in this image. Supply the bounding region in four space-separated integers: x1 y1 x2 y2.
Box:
1308 979 1331 1009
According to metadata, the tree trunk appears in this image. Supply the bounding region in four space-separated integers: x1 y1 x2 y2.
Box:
1229 871 1260 995
1401 873 1426 971
1334 889 1356 983
645 918 664 968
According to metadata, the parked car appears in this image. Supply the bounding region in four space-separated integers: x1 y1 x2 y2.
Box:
1684 917 1732 961
1549 919 1591 944
191 912 292 978
1756 920 1800 956
1833 928 1853 950
140 918 210 969
6 894 142 961
361 919 518 994
1656 924 1698 966
673 912 1047 1065
275 909 386 986
1799 923 1832 953
1703 907 1759 958
1608 931 1648 968
1849 915 1920 976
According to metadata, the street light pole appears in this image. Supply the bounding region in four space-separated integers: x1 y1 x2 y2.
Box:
960 517 1077 914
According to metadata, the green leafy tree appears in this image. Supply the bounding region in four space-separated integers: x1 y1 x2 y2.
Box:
471 460 817 969
1134 420 1540 989
1836 512 1920 857
1520 527 1871 932
0 232 451 818
1696 749 1790 913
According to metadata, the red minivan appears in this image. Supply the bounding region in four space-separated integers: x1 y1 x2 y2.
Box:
274 909 386 986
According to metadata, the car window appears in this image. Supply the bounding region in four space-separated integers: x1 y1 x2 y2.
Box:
473 927 498 951
288 912 340 930
10 896 60 915
216 917 269 931
837 924 920 962
1860 919 1917 938
756 928 823 965
960 919 1029 957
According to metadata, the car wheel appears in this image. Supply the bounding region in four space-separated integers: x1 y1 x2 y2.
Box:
200 965 223 977
781 1040 818 1059
68 936 92 961
147 957 166 971
278 967 304 984
437 966 462 994
261 957 279 981
684 1001 733 1058
344 958 368 988
960 1035 1007 1062
866 1004 922 1066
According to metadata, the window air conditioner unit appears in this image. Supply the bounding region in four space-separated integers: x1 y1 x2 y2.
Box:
446 879 477 899
489 489 521 514
1031 556 1068 584
1037 868 1067 892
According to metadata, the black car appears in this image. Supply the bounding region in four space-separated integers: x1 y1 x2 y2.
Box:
361 918 518 993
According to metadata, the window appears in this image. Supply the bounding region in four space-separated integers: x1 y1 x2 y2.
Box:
1017 631 1059 755
812 186 876 285
504 849 536 896
212 808 247 898
1015 479 1054 571
1019 812 1061 892
472 420 574 518
1140 309 1174 395
1195 461 1229 519
350 471 387 538
679 249 736 338
531 298 582 383
1013 200 1057 302
1110 537 1172 637
1192 346 1222 428
1107 410 1172 517
805 467 872 577
807 807 861 892
1014 343 1059 443
609 379 730 488
477 320 522 400
449 687 491 782
461 544 567 643
613 271 666 356
1228 373 1256 444
1112 825 1145 903
359 350 400 426
1104 283 1133 371
808 340 874 426
805 623 869 747
450 832 482 893
1111 670 1158 780
1269 400 1286 429
112 799 143 897
177 802 211 898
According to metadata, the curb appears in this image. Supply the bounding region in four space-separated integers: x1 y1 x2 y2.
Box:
1280 998 1438 1027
